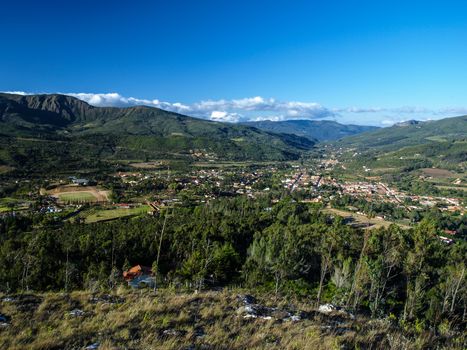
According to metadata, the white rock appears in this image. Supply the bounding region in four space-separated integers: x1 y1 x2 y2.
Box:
318 304 337 314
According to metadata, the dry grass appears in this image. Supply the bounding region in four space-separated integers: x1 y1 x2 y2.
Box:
0 289 463 350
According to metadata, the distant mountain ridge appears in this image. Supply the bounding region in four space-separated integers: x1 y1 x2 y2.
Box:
333 115 467 169
242 119 378 141
336 115 467 151
0 93 316 172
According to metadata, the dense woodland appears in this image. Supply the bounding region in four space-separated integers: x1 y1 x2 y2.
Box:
0 197 465 331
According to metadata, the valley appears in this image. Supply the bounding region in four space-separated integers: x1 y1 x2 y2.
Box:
0 94 465 349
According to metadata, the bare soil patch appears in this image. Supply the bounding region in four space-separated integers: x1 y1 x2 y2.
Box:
420 168 456 178
47 185 110 202
129 162 163 169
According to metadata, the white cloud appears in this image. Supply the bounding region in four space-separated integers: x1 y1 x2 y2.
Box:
209 111 243 122
3 91 466 126
62 93 335 122
3 91 29 95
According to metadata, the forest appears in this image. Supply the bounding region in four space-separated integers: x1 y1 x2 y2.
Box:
0 196 465 331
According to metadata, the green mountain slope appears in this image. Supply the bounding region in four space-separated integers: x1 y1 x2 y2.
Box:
0 93 315 171
337 116 467 151
333 116 467 174
242 119 378 141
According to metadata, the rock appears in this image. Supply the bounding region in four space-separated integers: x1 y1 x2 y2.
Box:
237 295 304 322
237 304 273 320
238 294 256 305
318 304 355 319
284 314 301 322
69 309 85 317
319 303 339 314
2 297 15 302
85 342 100 349
162 329 186 337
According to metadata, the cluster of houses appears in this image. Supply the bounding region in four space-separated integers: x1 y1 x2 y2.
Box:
335 180 464 213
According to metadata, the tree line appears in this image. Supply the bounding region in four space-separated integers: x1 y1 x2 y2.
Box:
0 196 465 329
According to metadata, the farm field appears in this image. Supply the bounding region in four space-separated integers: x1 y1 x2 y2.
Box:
77 205 150 223
420 168 457 178
129 161 164 169
47 185 110 203
435 185 467 192
57 192 97 203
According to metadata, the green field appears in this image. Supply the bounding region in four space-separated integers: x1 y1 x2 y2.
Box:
79 205 150 223
58 192 98 203
0 197 30 212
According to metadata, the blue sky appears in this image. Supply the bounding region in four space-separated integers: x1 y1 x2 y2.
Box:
2 0 467 125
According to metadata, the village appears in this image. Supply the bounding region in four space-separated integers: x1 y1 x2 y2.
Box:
1 159 464 237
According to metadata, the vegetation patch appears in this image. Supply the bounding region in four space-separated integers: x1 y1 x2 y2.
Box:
77 205 150 223
0 289 463 350
58 192 99 203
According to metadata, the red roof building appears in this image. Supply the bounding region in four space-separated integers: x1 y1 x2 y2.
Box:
123 265 153 282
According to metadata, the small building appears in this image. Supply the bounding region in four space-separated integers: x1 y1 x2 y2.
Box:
72 178 90 186
123 265 155 288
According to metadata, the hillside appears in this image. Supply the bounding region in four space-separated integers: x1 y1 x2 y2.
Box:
1 289 462 350
333 115 467 166
0 93 315 171
330 116 467 190
336 116 467 151
242 120 378 141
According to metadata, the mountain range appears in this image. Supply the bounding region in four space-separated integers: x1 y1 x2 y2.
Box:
242 120 378 141
335 115 467 170
1 92 465 174
0 93 315 171
336 115 467 151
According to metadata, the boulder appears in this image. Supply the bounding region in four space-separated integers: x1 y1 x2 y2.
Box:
318 303 339 314
68 309 85 317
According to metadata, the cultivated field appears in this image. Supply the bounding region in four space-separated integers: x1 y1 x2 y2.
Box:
75 205 150 223
420 168 456 178
47 186 110 203
129 161 164 169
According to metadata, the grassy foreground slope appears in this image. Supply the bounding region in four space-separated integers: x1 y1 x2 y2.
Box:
1 289 464 350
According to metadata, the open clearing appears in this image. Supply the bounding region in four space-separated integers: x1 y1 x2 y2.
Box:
47 185 110 203
129 161 164 169
58 192 98 203
78 205 150 223
436 185 467 192
420 168 456 178
323 208 410 230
